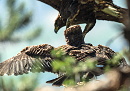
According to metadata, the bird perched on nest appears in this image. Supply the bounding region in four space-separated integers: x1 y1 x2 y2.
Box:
0 25 126 86
54 0 128 38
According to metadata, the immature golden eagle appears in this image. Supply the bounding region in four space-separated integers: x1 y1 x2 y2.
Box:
54 0 128 38
0 25 126 86
55 0 96 38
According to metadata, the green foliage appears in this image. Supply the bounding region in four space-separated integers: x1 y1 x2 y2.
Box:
0 74 38 91
0 0 42 42
0 0 42 90
24 27 42 41
105 53 124 72
51 49 76 74
51 48 127 86
51 49 97 86
63 79 76 86
51 48 66 59
107 54 122 65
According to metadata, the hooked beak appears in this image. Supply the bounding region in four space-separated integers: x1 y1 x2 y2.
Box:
54 26 59 33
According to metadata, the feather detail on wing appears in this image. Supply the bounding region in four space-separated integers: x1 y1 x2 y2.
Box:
0 44 54 76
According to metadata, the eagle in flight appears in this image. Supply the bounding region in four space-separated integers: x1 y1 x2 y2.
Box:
0 25 126 86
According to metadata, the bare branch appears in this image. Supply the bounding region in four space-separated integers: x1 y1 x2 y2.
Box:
64 68 130 91
123 0 130 46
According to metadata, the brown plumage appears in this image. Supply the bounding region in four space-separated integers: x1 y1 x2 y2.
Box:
55 0 96 38
0 25 125 86
38 0 128 38
0 44 54 76
54 0 128 38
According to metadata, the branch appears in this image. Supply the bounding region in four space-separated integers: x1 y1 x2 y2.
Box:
65 69 121 91
123 0 130 46
64 67 130 91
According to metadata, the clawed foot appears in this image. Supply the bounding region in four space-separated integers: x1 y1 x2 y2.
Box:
82 20 96 38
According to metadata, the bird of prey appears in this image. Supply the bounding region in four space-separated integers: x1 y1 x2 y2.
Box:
55 0 96 38
54 0 128 38
0 25 126 86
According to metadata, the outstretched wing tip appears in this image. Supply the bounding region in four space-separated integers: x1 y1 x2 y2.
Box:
0 44 54 76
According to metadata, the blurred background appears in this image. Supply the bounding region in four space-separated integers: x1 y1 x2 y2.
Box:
0 0 129 90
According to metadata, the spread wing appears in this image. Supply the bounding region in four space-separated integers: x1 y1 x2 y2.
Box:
0 44 54 76
38 0 61 11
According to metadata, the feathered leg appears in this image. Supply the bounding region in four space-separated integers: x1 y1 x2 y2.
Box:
66 9 80 28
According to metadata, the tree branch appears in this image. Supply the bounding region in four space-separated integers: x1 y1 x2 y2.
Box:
63 64 130 91
123 0 130 46
64 69 121 91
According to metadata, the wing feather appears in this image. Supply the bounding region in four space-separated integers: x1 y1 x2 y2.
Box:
0 60 9 75
17 60 23 75
14 61 19 75
10 60 15 75
0 44 54 76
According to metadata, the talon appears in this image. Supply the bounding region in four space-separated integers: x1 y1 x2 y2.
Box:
83 19 96 38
